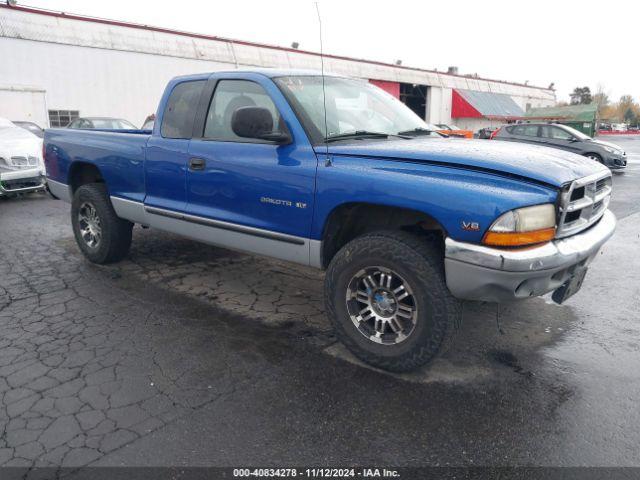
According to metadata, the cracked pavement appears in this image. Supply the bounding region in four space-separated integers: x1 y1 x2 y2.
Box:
0 137 639 472
0 196 327 470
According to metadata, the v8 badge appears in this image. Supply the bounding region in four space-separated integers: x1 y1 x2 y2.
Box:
461 221 480 231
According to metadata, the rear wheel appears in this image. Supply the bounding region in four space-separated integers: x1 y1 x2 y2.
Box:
325 230 462 372
71 183 132 264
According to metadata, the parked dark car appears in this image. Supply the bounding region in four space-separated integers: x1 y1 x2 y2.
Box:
477 127 497 139
67 117 137 130
492 123 627 171
12 120 44 138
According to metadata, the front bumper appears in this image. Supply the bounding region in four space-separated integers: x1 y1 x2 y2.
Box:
604 154 627 170
444 209 616 302
0 167 46 195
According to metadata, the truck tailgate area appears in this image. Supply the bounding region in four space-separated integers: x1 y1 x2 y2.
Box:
44 128 150 203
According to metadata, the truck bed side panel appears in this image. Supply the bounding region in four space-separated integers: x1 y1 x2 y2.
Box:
44 129 149 203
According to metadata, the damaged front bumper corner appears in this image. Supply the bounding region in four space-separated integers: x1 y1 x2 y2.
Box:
443 209 616 303
0 167 46 195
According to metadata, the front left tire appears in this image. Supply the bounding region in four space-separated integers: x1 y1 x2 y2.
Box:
324 230 463 372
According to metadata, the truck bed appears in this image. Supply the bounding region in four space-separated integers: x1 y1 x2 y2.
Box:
44 128 150 203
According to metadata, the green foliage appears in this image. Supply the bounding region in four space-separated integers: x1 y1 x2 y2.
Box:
570 86 592 105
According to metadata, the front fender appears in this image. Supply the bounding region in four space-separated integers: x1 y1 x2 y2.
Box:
311 155 558 244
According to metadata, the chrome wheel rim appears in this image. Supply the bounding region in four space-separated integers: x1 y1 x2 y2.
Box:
346 266 418 345
587 155 601 162
78 202 102 248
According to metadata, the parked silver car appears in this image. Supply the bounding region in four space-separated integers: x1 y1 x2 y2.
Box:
0 118 46 196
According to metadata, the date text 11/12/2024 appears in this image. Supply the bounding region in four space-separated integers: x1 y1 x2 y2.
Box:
232 468 400 478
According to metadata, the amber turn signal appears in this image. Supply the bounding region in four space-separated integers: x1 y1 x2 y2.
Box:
482 227 556 247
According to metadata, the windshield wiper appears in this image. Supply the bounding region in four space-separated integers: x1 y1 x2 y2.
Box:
325 131 410 142
397 128 437 136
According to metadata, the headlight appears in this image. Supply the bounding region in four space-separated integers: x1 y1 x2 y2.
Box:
483 204 556 247
603 146 616 154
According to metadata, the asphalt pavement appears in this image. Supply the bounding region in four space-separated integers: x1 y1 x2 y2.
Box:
0 137 638 472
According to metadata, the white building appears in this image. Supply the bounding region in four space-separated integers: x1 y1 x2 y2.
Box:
0 4 556 130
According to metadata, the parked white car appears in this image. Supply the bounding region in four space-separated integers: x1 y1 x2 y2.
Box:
0 117 46 196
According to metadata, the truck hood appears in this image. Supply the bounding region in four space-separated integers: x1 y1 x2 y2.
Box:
321 138 608 187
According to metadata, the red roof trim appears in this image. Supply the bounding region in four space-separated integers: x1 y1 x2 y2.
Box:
0 4 551 91
451 90 482 118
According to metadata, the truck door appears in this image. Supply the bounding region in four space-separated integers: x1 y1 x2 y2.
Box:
185 74 318 262
144 79 206 212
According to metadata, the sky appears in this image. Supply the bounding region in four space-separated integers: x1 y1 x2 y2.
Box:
18 0 640 103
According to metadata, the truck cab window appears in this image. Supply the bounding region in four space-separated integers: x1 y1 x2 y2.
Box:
161 80 205 139
204 80 283 142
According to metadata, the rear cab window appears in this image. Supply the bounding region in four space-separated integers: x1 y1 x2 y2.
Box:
161 80 206 139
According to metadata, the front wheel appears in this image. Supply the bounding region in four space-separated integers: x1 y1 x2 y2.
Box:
71 183 133 264
584 153 603 163
324 231 462 372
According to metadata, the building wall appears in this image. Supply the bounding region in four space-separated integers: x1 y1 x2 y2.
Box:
0 6 556 129
0 85 48 126
426 87 452 125
0 37 235 126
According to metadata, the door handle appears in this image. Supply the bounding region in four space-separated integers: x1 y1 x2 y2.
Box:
189 157 206 171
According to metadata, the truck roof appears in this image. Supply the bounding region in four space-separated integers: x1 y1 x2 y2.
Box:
170 68 343 83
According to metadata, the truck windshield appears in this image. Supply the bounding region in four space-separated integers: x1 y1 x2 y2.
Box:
275 76 439 144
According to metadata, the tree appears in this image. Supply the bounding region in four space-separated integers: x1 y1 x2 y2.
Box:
608 95 640 124
617 95 637 121
569 86 593 105
592 84 610 119
624 107 637 124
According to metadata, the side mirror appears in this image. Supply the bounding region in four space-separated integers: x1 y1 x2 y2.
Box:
231 106 291 144
569 137 579 142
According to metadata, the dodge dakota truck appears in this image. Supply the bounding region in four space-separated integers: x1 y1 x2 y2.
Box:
44 70 616 372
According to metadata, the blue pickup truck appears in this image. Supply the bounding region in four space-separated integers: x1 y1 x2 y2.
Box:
45 70 616 372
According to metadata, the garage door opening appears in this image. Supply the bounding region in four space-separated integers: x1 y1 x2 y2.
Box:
400 83 427 120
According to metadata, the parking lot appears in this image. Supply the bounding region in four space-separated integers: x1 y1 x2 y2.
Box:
0 136 639 469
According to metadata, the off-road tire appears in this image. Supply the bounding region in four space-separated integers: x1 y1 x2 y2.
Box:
71 183 132 264
325 230 462 372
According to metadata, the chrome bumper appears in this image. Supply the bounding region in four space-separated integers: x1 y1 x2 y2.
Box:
444 209 616 302
46 178 72 202
0 167 46 195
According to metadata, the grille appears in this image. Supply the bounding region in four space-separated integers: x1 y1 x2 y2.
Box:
557 171 612 238
9 156 39 168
